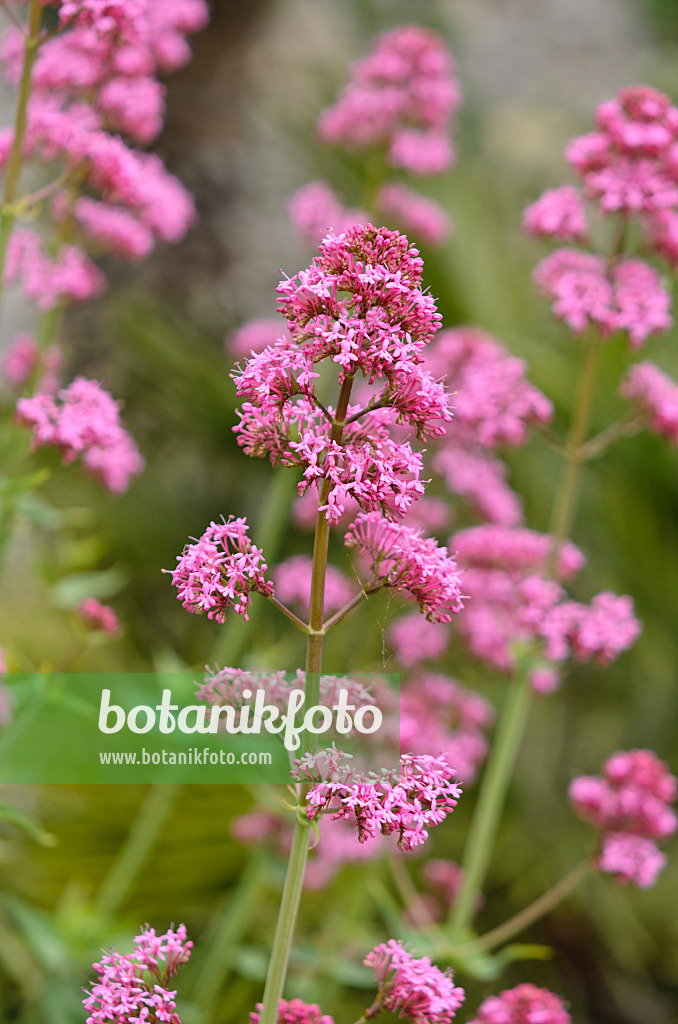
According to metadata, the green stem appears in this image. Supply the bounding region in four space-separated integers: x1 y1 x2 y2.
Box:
95 784 179 917
448 671 531 941
0 0 43 316
548 332 604 554
257 374 355 1024
456 858 592 954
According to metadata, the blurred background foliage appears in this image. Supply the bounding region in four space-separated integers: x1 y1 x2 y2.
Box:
1 0 678 1021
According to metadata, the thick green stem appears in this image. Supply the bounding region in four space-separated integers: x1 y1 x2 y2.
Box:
257 373 355 1024
0 0 43 315
548 332 604 554
456 858 592 954
448 671 531 940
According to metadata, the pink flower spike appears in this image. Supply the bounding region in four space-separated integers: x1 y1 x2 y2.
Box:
170 516 274 623
364 939 465 1024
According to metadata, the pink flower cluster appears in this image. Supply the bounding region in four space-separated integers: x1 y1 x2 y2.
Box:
398 672 494 783
389 612 449 667
0 0 207 297
376 184 451 247
273 555 354 615
288 181 367 245
533 250 671 346
364 940 465 1024
1 332 62 393
6 228 105 310
526 86 678 345
467 984 571 1024
345 513 464 623
318 25 460 176
15 376 144 493
233 225 452 524
423 328 552 526
620 360 678 445
170 517 274 623
293 751 462 851
250 999 334 1024
83 924 192 1024
569 749 677 887
77 597 120 635
451 524 641 680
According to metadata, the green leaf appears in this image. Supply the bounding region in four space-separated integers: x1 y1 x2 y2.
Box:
49 567 128 609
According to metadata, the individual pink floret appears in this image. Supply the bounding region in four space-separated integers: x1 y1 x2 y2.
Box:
522 185 589 242
377 184 451 246
345 512 464 623
77 597 120 635
364 939 465 1024
170 516 274 623
620 360 678 445
250 999 335 1024
467 983 572 1024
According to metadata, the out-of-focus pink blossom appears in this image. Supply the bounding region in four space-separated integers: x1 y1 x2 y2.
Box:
77 598 120 635
227 318 288 359
318 25 460 176
523 185 588 242
377 184 451 246
570 749 677 887
620 360 678 445
468 983 572 1024
534 249 672 346
1 334 38 388
273 555 354 615
389 612 449 667
16 377 144 493
288 181 367 245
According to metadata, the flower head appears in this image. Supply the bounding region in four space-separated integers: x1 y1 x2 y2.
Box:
570 749 677 887
83 924 192 1024
15 376 143 493
364 940 465 1024
345 512 464 622
170 517 274 623
620 360 678 445
250 999 334 1024
318 26 460 175
78 598 120 635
